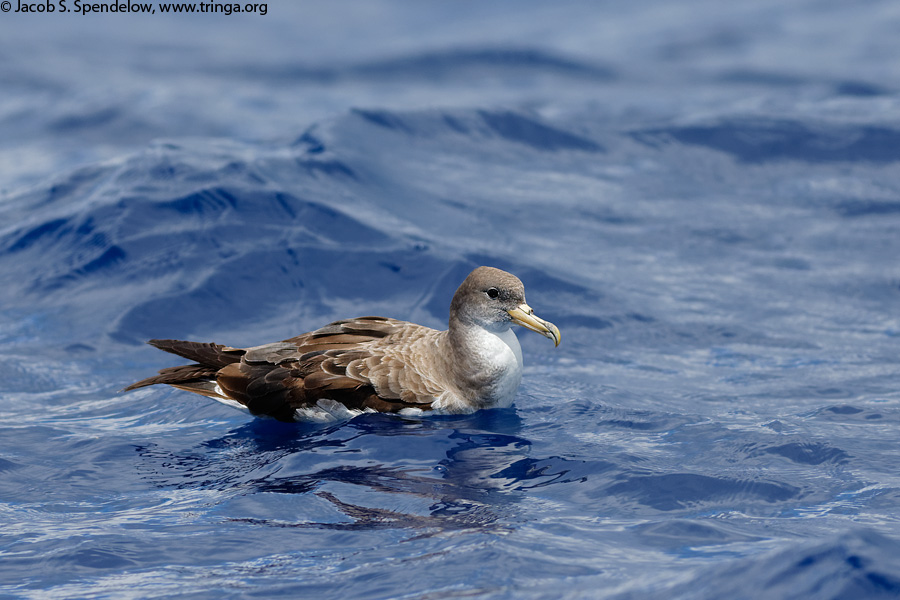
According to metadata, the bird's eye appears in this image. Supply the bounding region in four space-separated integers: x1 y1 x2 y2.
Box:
486 287 500 299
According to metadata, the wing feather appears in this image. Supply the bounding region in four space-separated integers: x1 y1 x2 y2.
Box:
129 316 445 421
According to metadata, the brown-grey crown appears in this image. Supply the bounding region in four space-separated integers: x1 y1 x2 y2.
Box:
451 266 526 325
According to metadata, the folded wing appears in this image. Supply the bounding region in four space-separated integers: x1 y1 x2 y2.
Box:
125 316 442 421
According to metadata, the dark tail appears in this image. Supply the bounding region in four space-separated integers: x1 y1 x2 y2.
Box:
123 364 220 391
123 339 244 392
146 339 244 368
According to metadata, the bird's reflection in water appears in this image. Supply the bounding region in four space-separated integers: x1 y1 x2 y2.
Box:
231 490 506 539
135 409 583 536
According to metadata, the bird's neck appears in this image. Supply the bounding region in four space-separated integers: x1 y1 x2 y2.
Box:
443 319 524 408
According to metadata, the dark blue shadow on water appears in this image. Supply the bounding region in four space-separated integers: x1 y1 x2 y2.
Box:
643 530 900 600
633 118 900 163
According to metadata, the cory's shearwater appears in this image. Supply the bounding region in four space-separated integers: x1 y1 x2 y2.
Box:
124 266 560 422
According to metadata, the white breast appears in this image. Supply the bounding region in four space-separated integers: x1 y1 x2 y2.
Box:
486 327 524 408
434 325 524 412
491 327 524 372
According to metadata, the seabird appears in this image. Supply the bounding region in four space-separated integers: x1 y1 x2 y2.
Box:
124 266 560 422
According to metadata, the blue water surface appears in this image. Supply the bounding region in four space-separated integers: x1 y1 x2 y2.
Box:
2 2 900 598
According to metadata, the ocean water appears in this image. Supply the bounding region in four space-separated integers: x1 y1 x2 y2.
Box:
2 1 900 598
